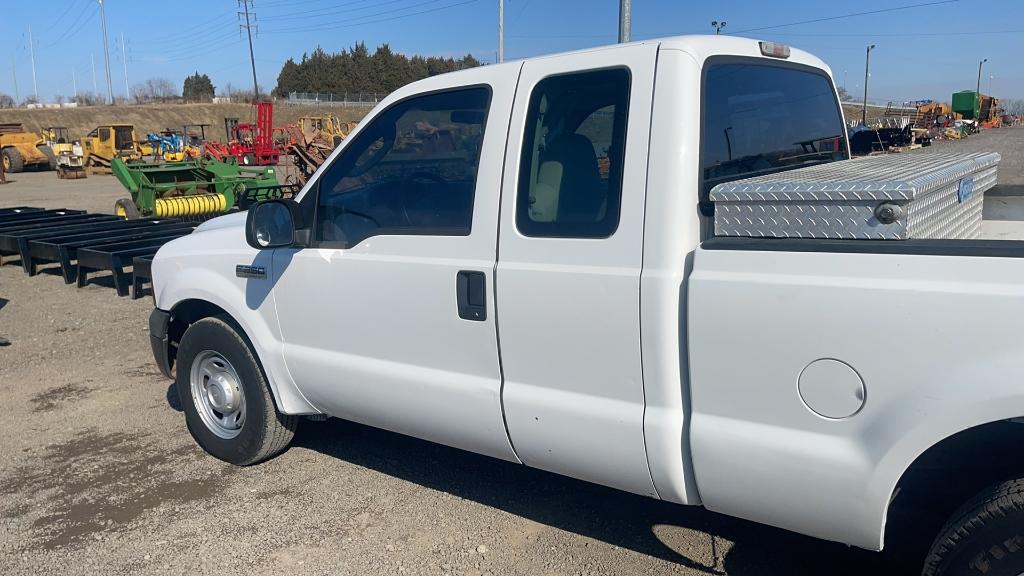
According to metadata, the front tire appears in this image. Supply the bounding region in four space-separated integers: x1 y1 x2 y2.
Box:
175 316 297 465
3 148 24 173
922 478 1024 576
114 198 141 219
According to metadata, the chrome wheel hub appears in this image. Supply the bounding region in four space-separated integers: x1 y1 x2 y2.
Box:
190 351 246 439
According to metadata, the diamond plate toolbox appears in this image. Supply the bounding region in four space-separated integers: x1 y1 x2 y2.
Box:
709 152 1001 239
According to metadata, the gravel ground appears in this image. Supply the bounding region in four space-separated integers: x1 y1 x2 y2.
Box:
1 127 1022 576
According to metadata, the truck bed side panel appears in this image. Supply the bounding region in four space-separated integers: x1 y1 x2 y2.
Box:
687 246 1024 550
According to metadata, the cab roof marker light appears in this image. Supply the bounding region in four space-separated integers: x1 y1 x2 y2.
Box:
759 41 791 59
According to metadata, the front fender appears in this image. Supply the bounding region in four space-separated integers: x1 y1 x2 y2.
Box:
153 231 319 415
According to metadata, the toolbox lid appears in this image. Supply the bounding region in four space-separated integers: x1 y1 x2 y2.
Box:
709 151 1000 203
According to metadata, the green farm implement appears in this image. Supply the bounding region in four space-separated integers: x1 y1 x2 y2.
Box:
110 157 295 219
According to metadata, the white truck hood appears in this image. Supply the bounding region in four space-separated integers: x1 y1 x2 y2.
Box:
193 211 247 233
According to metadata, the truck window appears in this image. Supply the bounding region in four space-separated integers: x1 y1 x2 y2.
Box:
314 86 490 246
516 67 630 238
701 62 846 197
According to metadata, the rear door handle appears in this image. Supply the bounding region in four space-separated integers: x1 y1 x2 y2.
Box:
456 270 487 321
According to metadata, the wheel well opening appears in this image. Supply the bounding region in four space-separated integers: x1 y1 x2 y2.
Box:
167 299 229 373
885 419 1024 560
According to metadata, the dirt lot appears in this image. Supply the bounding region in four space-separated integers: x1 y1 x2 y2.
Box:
0 127 1021 576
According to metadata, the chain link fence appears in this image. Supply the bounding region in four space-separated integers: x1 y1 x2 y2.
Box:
285 92 380 107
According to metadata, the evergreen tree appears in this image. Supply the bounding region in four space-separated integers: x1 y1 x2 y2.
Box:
182 72 215 103
273 43 483 99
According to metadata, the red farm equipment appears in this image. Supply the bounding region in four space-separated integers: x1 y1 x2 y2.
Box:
204 101 281 166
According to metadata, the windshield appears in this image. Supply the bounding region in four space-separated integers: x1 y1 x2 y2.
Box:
701 61 847 194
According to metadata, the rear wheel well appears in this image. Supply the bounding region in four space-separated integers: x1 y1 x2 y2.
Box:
885 419 1024 567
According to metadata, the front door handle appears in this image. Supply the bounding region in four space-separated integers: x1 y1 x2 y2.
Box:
456 270 487 321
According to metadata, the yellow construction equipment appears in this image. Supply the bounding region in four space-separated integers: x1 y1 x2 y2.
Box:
0 123 55 173
80 125 142 174
42 127 86 179
296 115 355 147
285 115 357 184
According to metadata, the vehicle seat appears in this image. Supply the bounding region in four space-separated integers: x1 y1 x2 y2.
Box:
532 133 603 223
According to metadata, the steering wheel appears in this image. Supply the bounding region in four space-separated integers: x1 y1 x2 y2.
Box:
400 171 447 225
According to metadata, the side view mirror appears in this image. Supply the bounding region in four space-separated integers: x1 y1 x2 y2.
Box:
245 199 304 249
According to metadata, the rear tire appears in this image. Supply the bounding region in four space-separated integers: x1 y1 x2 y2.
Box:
242 153 255 166
922 478 1024 576
175 316 297 465
3 148 24 173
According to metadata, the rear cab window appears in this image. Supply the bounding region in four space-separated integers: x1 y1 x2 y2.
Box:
700 60 847 208
516 68 631 238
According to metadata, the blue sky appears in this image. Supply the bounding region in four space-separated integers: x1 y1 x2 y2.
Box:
3 0 1021 104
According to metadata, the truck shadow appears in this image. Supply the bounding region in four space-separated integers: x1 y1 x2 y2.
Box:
294 418 907 575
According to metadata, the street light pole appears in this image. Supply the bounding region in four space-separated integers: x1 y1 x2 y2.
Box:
711 21 727 35
976 58 987 96
618 0 631 43
498 0 504 63
862 44 875 125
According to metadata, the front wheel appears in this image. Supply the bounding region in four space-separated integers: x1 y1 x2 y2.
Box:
922 478 1024 576
175 316 297 465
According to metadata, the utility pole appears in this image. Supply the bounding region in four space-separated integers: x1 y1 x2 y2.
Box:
618 0 631 43
121 32 129 98
98 0 114 104
73 69 78 98
27 25 37 100
239 0 259 99
989 74 994 95
498 0 504 63
91 53 98 94
11 61 19 105
862 44 875 125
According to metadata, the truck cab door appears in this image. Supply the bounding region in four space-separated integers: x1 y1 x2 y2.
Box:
496 44 659 497
270 67 522 462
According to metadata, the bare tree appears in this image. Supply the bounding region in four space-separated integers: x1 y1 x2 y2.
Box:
0 93 14 108
1005 99 1024 116
73 92 104 106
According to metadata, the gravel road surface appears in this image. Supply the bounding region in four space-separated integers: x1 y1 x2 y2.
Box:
1 126 1021 575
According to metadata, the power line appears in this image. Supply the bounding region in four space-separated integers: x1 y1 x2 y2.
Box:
134 14 238 48
262 0 479 35
510 0 533 27
153 37 246 64
48 1 80 33
41 2 94 50
265 0 448 28
259 0 409 21
730 0 959 34
259 0 366 8
753 29 1024 38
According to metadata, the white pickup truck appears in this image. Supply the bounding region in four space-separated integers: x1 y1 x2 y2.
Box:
149 36 1024 576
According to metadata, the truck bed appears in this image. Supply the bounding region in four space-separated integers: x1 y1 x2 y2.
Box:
981 194 1024 240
